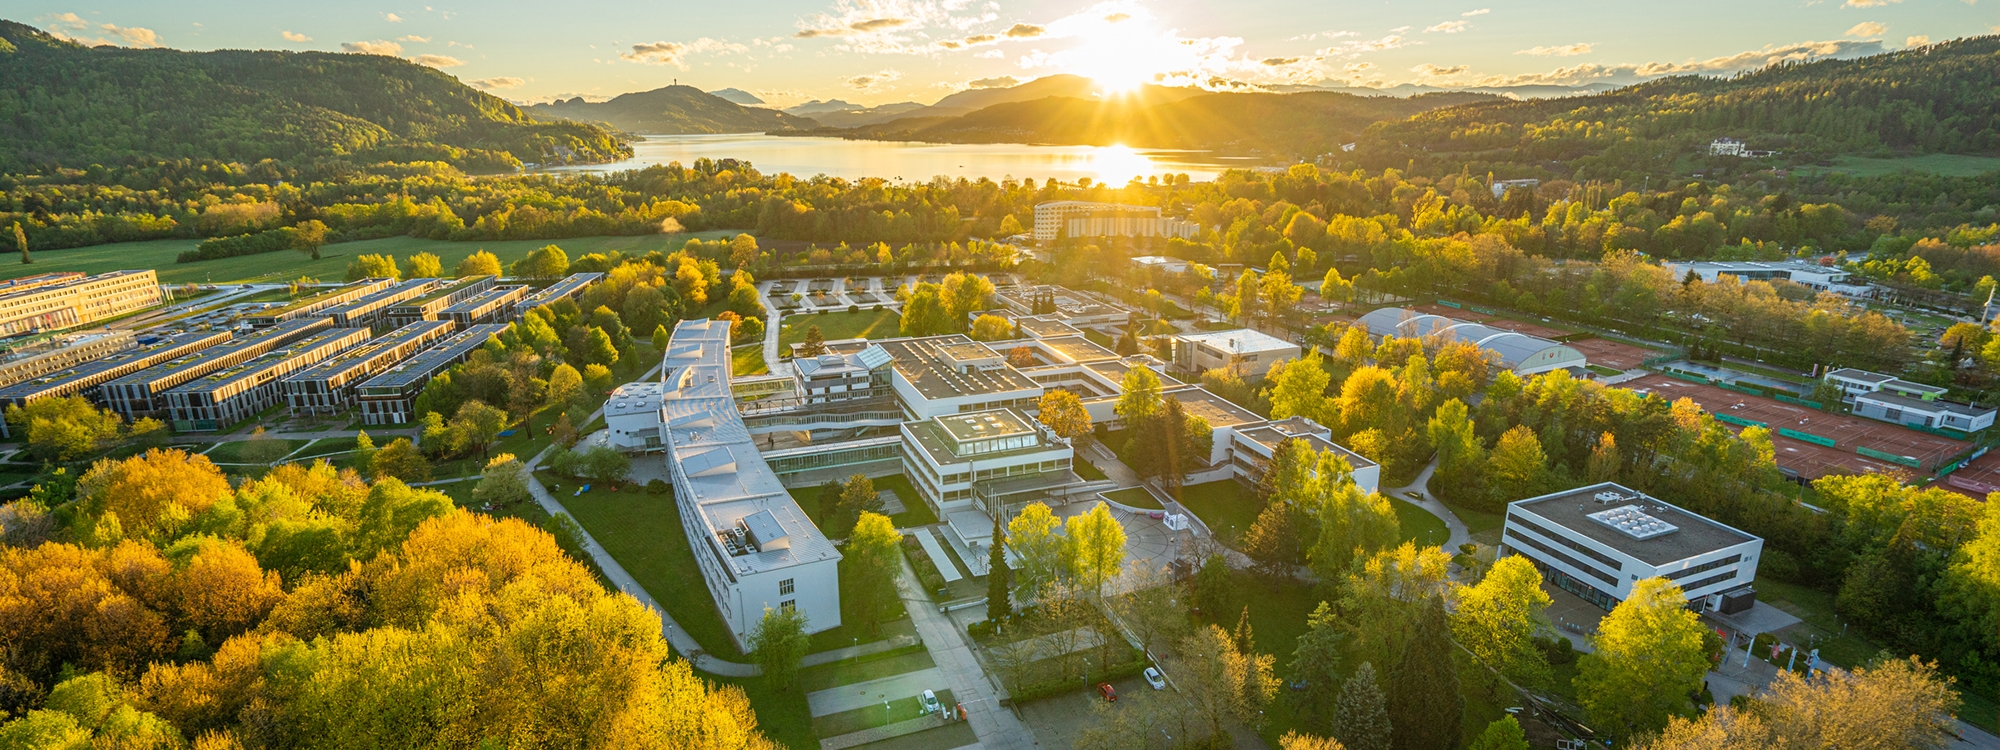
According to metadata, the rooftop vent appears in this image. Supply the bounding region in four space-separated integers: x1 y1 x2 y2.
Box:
1587 505 1679 540
1592 490 1629 505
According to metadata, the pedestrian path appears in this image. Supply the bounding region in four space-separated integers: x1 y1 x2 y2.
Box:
806 667 946 716
801 633 922 668
893 555 1037 750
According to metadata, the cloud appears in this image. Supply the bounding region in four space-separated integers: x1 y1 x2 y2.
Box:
399 34 430 42
1318 34 1411 56
43 13 162 48
1845 21 1886 37
1462 8 1490 15
1104 12 1131 23
1261 57 1302 66
1290 30 1355 41
1412 63 1470 78
1467 38 1885 87
845 69 902 90
1842 0 1899 6
341 40 404 55
849 18 911 32
1905 35 1930 46
1425 20 1468 34
620 38 748 68
384 12 403 22
282 30 312 42
1517 43 1593 56
966 75 1017 88
410 54 463 68
1003 22 1044 38
468 76 525 90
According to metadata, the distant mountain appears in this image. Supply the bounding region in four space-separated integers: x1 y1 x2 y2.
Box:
1272 81 1622 99
527 85 816 134
807 103 928 128
709 88 765 105
0 20 626 172
808 90 1499 156
785 99 868 116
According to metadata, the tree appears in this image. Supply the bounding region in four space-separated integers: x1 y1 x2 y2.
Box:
1633 655 1957 750
1066 503 1126 601
472 453 531 507
451 400 509 462
455 250 502 277
1486 425 1547 505
969 314 1014 342
1386 597 1462 750
75 448 231 541
987 512 1011 621
940 272 997 327
1243 500 1302 578
406 252 443 278
1114 365 1163 425
6 396 124 463
1233 270 1262 324
1576 577 1712 742
1450 556 1551 687
12 222 27 264
1586 431 1621 483
1007 502 1064 599
825 473 883 538
513 244 570 280
799 325 828 357
345 253 399 281
1289 601 1346 732
1269 352 1333 424
1427 398 1486 504
899 287 954 336
546 363 583 408
352 430 377 476
372 438 432 483
1334 662 1392 750
1006 346 1036 368
1172 624 1279 739
1192 553 1235 617
292 219 327 259
1468 717 1526 750
748 605 811 690
583 363 614 394
1034 390 1093 443
1280 732 1348 750
846 512 903 631
578 445 630 484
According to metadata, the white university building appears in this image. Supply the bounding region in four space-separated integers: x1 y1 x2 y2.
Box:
1502 482 1762 613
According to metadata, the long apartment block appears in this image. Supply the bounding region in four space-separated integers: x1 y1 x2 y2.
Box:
382 276 496 328
0 331 138 389
513 272 603 318
0 330 232 436
354 323 509 425
245 278 395 326
100 318 331 421
323 278 443 329
0 270 161 336
442 284 530 327
163 327 373 432
282 320 455 415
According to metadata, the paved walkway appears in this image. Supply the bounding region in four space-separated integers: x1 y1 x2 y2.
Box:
1383 457 1472 551
819 713 949 750
801 633 922 668
806 667 946 716
895 554 1037 750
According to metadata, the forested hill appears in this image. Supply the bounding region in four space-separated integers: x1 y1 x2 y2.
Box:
525 85 817 134
1360 35 2000 180
806 90 1499 157
0 20 628 173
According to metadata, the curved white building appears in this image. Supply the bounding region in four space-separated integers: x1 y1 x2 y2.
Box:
1357 307 1586 376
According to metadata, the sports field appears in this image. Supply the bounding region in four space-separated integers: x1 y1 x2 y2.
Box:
6 232 739 285
1626 374 1971 480
1566 337 1656 370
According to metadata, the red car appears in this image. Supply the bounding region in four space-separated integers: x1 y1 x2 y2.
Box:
1097 683 1118 702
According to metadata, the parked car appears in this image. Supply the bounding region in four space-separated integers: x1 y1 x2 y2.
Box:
1096 683 1118 702
1143 668 1166 691
919 690 940 715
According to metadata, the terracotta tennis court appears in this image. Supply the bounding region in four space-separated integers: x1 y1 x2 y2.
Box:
1625 375 1972 480
1936 447 2000 499
1479 317 1574 340
1567 337 1656 371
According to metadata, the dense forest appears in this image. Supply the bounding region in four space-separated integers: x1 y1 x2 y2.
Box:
526 86 818 135
0 21 628 174
1359 35 2000 183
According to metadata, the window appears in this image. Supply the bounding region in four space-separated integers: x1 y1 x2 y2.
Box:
779 578 794 596
781 600 796 612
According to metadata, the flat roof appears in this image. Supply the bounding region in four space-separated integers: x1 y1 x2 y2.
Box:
1175 328 1298 354
0 330 229 399
877 336 1040 401
258 279 391 317
1857 390 1996 418
1016 317 1082 338
936 408 1037 442
328 278 439 314
1166 386 1262 428
1084 359 1183 386
1825 368 1897 384
399 275 490 307
1236 417 1378 470
517 272 603 309
1035 335 1119 364
105 318 329 388
357 324 508 390
441 284 527 314
168 328 369 395
904 407 1063 467
606 381 668 418
1510 482 1759 566
283 320 454 383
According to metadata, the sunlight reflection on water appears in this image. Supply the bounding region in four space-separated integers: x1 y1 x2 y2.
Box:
539 133 1263 183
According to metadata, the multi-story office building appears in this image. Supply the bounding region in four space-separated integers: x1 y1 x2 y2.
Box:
244 279 395 326
1031 201 1200 242
1231 416 1381 495
1166 329 1302 380
900 407 1075 515
281 320 455 415
0 331 138 389
353 324 508 424
162 327 372 432
659 319 841 649
324 279 443 328
790 344 894 404
1502 482 1762 612
100 318 331 420
0 330 231 436
441 284 530 327
0 270 161 335
513 272 603 318
381 276 496 328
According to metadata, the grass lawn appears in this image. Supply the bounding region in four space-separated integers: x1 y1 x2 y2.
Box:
292 436 360 459
1198 570 1324 745
845 721 975 750
5 232 741 285
560 486 746 660
713 674 816 750
787 474 938 531
733 345 770 376
811 690 954 738
796 646 936 693
1074 459 1107 481
1391 498 1449 548
778 309 903 353
1806 153 2000 178
1176 479 1263 543
202 439 311 464
1585 364 1623 377
1102 487 1163 510
1439 496 1506 539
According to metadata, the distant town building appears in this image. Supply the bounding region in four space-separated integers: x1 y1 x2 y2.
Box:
1166 329 1301 379
1358 308 1586 376
1662 260 1872 297
1824 368 1995 434
1032 201 1200 242
1503 482 1763 612
0 270 161 336
1129 255 1192 275
1709 137 1748 157
1490 178 1540 198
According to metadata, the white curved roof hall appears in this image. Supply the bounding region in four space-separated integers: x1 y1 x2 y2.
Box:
1355 307 1587 376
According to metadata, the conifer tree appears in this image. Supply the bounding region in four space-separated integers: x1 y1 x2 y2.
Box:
987 511 1011 622
1334 662 1392 750
1387 597 1462 750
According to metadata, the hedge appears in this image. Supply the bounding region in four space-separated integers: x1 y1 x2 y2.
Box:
177 226 300 263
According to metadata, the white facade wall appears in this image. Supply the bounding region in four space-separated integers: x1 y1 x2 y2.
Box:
1502 503 1762 606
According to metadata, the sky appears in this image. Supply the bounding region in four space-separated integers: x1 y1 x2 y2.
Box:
14 0 2000 107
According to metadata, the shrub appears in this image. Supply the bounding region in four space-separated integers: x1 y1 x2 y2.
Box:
646 478 669 495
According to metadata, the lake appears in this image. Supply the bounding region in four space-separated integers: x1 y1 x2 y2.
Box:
539 133 1261 183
